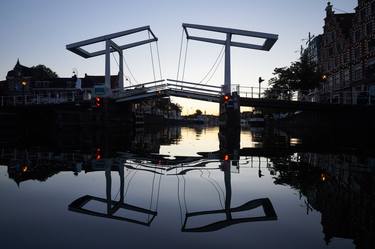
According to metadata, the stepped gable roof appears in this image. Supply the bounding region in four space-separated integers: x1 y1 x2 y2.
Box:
333 13 355 39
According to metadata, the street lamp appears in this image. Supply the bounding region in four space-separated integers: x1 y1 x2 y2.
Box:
21 80 27 104
258 77 265 98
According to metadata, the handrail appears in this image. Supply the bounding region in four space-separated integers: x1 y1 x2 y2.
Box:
167 79 222 89
167 83 221 93
120 79 166 90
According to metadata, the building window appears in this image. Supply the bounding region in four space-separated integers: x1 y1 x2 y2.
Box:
327 32 332 43
334 73 341 90
344 52 349 63
355 30 361 42
354 47 361 60
336 43 342 53
328 47 333 56
353 67 362 81
366 22 373 36
369 39 375 52
344 69 350 85
361 9 366 21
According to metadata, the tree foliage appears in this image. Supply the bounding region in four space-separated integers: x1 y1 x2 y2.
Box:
265 53 321 100
195 109 203 116
31 64 58 79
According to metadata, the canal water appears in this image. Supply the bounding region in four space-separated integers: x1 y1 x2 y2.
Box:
0 126 374 249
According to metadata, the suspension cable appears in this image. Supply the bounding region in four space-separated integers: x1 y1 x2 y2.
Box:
199 46 225 83
111 53 123 85
205 48 225 84
112 52 138 85
123 56 138 85
148 31 156 81
181 39 189 82
156 41 163 79
148 172 156 222
177 174 184 226
155 171 162 210
176 29 185 81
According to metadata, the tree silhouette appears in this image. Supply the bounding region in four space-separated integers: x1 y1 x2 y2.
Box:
265 53 321 100
31 64 58 79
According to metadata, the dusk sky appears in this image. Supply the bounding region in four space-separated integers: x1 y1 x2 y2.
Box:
0 0 357 114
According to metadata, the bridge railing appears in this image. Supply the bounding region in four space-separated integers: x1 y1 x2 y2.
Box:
166 79 222 96
237 85 374 105
0 91 79 107
112 80 168 99
235 85 274 99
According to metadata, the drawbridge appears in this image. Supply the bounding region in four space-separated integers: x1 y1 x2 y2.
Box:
113 79 222 103
65 23 278 109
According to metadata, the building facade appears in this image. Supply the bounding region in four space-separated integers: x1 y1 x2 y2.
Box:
318 1 375 104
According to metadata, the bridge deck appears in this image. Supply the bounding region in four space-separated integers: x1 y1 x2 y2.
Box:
2 79 374 112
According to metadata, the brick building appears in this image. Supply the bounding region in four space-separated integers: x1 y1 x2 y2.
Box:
317 1 375 104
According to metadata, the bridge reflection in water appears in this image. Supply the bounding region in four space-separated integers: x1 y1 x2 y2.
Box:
65 151 278 231
0 126 374 248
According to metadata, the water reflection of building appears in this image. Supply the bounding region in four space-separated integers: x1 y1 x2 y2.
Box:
131 126 181 153
0 126 182 184
270 153 375 249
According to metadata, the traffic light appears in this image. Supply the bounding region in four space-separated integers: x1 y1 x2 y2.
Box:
321 74 328 81
223 94 231 103
95 148 102 160
258 77 265 83
95 97 103 108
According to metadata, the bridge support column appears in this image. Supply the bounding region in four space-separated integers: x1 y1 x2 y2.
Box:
219 91 240 156
105 40 111 91
119 50 124 89
224 33 232 95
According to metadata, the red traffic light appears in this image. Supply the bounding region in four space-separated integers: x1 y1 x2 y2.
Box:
95 148 102 160
223 95 231 103
95 97 102 107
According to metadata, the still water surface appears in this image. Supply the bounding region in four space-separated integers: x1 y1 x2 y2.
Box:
0 126 374 249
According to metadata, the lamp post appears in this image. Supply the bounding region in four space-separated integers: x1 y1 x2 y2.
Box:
258 77 265 98
21 80 27 104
